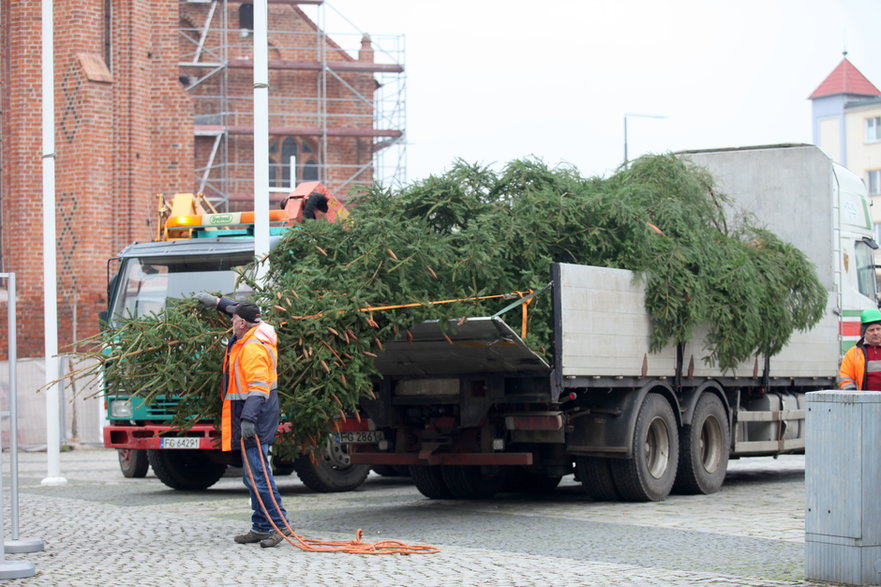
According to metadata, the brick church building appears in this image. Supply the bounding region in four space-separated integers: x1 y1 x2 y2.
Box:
0 1 405 360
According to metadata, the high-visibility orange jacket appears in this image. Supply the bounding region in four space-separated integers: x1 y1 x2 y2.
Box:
839 343 868 390
221 321 279 452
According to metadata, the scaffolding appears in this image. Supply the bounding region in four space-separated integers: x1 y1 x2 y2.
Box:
178 0 406 209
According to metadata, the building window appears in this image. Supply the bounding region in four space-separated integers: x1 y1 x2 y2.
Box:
268 137 319 189
866 116 881 143
869 170 881 195
239 3 253 37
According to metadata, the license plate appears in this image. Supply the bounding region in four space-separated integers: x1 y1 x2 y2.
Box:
160 437 200 449
336 431 385 444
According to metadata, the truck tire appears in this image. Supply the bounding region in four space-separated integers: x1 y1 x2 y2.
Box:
575 456 620 501
610 393 679 502
674 393 729 495
118 449 149 478
292 436 370 492
271 455 296 477
146 449 227 490
410 465 453 499
441 466 503 499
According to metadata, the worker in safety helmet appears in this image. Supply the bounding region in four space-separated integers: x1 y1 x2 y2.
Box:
196 293 292 547
839 308 881 391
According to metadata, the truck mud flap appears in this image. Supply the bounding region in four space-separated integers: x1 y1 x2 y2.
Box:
566 382 679 458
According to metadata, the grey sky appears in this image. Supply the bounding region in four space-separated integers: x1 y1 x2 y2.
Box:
314 0 881 183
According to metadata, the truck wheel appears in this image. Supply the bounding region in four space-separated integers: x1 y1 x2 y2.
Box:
293 436 370 492
410 465 453 499
146 449 227 490
441 466 503 499
674 393 729 494
575 456 620 501
118 449 149 478
271 455 296 477
610 393 679 501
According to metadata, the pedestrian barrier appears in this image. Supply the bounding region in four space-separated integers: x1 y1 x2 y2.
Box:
243 437 439 555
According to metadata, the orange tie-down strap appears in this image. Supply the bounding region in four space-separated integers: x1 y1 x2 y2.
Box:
242 437 440 555
279 290 535 337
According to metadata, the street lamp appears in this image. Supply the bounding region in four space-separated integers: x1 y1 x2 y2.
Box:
624 113 667 168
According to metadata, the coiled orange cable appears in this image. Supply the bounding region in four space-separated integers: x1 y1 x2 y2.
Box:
242 437 440 555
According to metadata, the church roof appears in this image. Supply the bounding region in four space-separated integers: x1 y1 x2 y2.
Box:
810 56 881 99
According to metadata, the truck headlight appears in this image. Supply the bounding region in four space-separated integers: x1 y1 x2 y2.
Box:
110 399 133 419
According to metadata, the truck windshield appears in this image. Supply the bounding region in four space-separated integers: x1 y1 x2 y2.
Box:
109 254 254 325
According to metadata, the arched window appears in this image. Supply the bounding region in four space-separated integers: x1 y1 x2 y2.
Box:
300 141 318 181
238 3 254 32
269 137 319 188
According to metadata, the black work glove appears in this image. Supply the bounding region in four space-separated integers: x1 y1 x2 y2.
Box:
240 419 257 439
195 292 219 308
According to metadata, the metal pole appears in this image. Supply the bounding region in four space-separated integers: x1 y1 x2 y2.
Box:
41 0 66 488
0 427 34 579
623 116 628 168
253 0 270 282
0 273 35 579
3 275 44 553
7 274 18 534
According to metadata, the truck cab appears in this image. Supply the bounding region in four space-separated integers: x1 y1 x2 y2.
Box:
102 188 371 493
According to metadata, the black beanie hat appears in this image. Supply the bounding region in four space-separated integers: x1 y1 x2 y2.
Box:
234 302 261 324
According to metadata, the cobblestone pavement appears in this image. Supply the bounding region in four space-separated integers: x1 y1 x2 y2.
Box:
0 448 823 586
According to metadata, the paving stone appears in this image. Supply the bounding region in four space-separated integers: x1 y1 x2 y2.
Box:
0 449 821 586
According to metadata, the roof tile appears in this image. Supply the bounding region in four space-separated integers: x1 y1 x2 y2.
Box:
810 57 881 99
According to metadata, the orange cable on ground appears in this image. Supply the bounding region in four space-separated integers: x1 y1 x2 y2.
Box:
242 438 440 555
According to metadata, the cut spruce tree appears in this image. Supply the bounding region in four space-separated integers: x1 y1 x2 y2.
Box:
78 154 827 458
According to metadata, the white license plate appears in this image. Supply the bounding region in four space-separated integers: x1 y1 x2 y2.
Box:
336 431 385 444
160 437 200 449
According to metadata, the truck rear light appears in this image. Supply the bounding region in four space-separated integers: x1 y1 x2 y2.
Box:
492 438 505 451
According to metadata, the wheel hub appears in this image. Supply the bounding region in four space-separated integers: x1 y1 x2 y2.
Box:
645 417 670 479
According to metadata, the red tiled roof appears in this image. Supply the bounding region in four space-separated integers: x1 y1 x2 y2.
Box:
810 57 881 99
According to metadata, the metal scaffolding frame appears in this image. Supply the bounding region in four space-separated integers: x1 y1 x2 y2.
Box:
178 0 406 208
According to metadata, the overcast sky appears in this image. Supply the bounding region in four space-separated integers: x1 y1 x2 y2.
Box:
310 0 881 184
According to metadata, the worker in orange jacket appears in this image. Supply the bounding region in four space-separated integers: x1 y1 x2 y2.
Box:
196 294 291 548
839 308 881 391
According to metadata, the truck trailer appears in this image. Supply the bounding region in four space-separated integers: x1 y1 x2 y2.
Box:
342 144 878 501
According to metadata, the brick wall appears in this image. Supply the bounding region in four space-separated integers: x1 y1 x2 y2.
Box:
1 0 376 359
1 0 46 358
0 0 192 359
